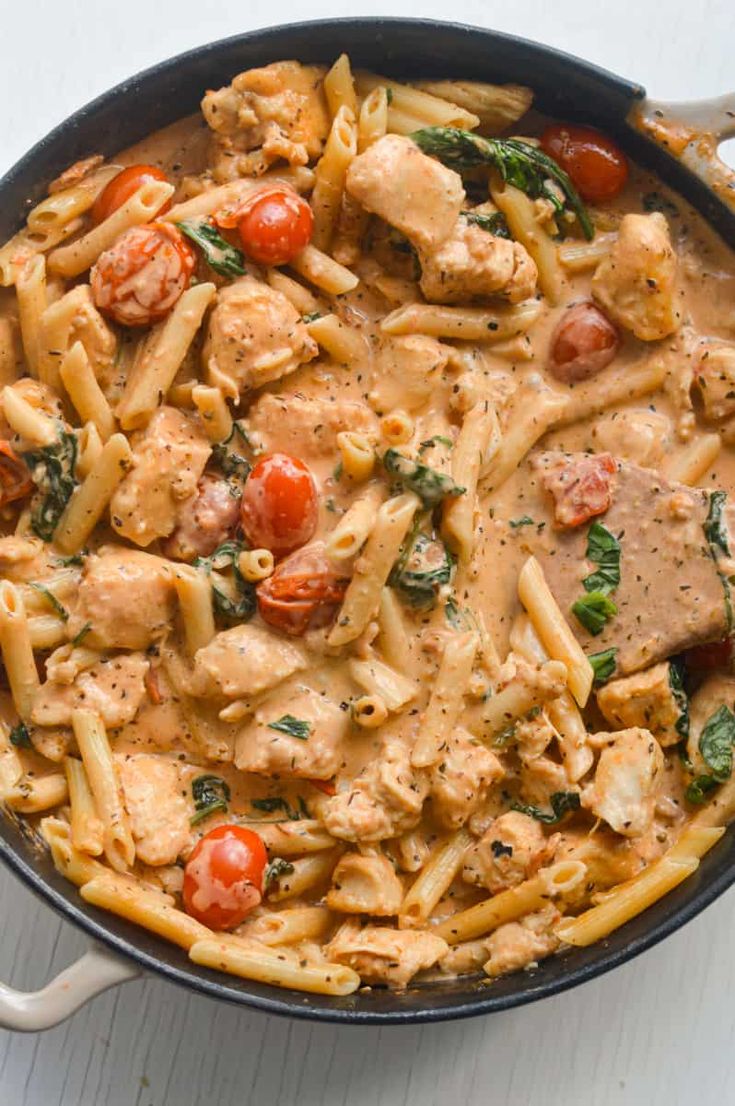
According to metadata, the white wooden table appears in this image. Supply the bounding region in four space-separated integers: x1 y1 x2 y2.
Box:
2 2 735 1101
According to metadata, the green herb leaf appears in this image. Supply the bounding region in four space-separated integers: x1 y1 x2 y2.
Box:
194 540 255 623
55 552 86 566
264 857 295 888
685 775 719 805
383 449 465 508
511 791 581 824
462 210 511 238
22 429 79 542
9 721 32 749
583 522 621 595
302 311 324 323
210 443 251 482
71 622 92 647
411 127 594 240
589 647 617 685
668 659 689 740
444 596 464 630
509 515 534 529
28 582 69 622
699 704 735 782
190 774 231 826
267 715 312 740
572 591 618 635
250 796 301 821
418 436 453 455
177 219 246 278
704 491 730 558
390 529 453 610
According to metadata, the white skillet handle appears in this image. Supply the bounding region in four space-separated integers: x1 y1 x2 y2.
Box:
0 943 139 1031
629 93 735 211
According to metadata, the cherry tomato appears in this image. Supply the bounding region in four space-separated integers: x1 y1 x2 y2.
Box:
91 222 195 327
544 453 617 529
233 188 313 265
684 639 734 672
182 824 267 930
0 442 33 508
257 542 348 635
548 301 619 384
241 453 318 557
540 124 629 203
92 164 170 225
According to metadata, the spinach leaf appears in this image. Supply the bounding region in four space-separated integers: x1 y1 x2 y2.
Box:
699 704 735 781
390 530 453 610
71 622 92 647
9 721 32 749
250 797 303 821
383 449 465 508
509 515 535 529
589 647 617 685
462 210 511 238
668 660 689 740
511 791 581 825
190 774 231 825
264 857 295 889
210 443 251 482
28 582 68 622
583 522 621 595
177 219 246 278
194 540 255 623
23 429 79 542
704 490 730 558
267 715 311 740
572 591 618 635
418 436 453 455
412 127 594 240
444 596 464 630
685 775 719 805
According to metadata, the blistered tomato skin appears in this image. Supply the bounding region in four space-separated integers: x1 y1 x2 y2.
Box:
540 124 629 204
91 222 195 327
548 301 620 383
236 189 313 265
240 453 318 558
182 825 268 930
92 164 171 225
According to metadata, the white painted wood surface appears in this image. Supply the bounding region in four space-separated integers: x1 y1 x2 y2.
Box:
2 1 735 1101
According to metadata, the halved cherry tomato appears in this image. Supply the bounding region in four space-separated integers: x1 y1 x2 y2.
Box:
549 301 620 384
182 824 267 930
241 453 318 557
92 164 170 225
684 638 734 672
91 222 195 327
0 441 33 507
540 124 628 204
257 542 348 635
233 188 313 266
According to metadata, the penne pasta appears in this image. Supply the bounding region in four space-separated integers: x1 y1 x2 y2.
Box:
518 557 593 707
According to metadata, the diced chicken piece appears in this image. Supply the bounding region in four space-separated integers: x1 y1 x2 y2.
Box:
519 756 574 807
419 218 537 304
201 61 329 180
162 475 241 562
234 685 348 779
582 728 664 837
685 674 735 772
346 134 465 253
203 277 318 400
68 548 175 651
31 653 149 729
429 728 503 829
110 407 210 547
244 392 378 461
462 811 555 893
693 343 735 422
369 335 451 414
530 453 732 674
326 921 448 989
193 623 307 700
325 853 404 916
597 662 687 747
535 451 617 529
322 739 428 843
437 940 489 976
591 408 672 468
116 754 193 866
552 828 641 902
483 906 560 978
592 212 679 341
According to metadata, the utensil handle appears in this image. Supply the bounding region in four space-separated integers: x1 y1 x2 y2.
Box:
0 943 139 1031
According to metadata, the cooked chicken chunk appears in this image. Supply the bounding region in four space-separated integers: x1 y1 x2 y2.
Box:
326 853 404 916
582 728 664 836
429 728 503 829
234 684 348 779
346 134 465 253
203 277 318 399
462 811 555 893
163 475 240 562
68 548 175 651
326 921 448 988
693 343 735 422
369 335 451 415
592 212 679 340
110 407 210 547
31 653 149 729
591 408 672 468
419 218 537 304
201 61 329 180
483 906 560 978
116 755 193 866
244 392 378 460
322 738 428 842
193 623 307 700
597 662 687 747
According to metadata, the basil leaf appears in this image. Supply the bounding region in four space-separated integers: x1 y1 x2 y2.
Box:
668 659 690 740
572 591 618 635
462 211 511 238
582 522 621 595
589 647 617 685
23 429 79 542
28 582 69 622
267 715 312 740
511 791 581 825
704 490 730 558
390 530 453 610
411 127 594 240
177 219 246 278
383 449 465 508
190 774 231 826
264 857 295 888
699 704 735 781
9 721 32 749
